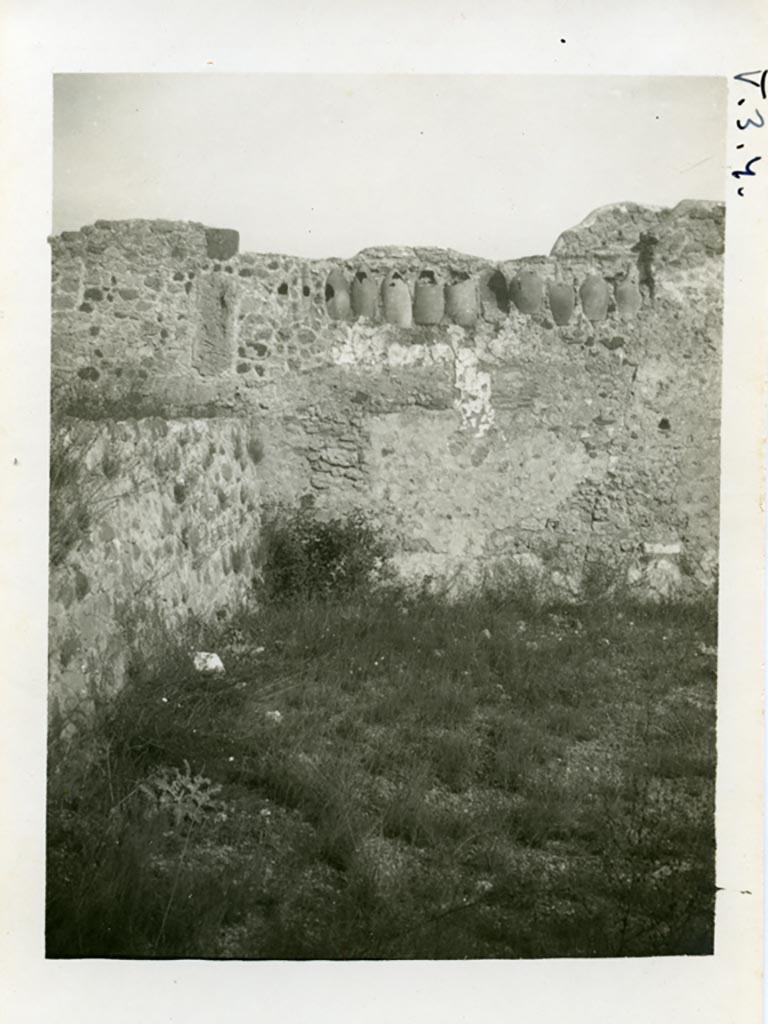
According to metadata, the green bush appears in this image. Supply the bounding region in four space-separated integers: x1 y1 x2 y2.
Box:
256 506 392 601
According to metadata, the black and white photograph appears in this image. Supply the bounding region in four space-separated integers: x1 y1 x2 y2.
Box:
0 4 765 1021
46 73 725 959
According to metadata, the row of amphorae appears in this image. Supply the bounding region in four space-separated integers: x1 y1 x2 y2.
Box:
319 266 643 327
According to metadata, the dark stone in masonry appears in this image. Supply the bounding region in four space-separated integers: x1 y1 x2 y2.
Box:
205 228 240 260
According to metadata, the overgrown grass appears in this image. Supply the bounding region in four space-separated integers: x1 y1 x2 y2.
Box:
47 571 717 959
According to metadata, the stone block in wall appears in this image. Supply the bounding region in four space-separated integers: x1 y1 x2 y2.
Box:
205 228 240 260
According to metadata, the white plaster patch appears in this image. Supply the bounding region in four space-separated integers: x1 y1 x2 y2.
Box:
387 343 428 368
430 341 455 364
330 328 456 370
329 327 383 366
643 541 682 556
454 348 495 436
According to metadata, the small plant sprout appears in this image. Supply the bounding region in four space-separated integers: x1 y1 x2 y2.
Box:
139 761 224 826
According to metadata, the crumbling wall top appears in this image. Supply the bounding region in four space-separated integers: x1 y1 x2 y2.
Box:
50 200 724 272
550 199 725 263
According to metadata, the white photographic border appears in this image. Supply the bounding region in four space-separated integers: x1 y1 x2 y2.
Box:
0 4 764 1022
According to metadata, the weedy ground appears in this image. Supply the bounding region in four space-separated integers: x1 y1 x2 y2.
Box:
46 579 716 959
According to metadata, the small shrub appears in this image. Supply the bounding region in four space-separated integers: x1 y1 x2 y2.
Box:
256 506 392 602
139 761 225 826
477 557 550 615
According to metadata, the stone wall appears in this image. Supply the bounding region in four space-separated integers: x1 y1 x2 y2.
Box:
48 416 265 719
48 200 723 712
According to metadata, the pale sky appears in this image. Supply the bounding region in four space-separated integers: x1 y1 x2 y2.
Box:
53 74 726 260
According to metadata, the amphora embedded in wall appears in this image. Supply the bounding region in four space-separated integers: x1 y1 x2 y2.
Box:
351 267 379 320
510 269 545 315
325 268 351 320
546 279 576 325
445 272 479 326
614 265 643 317
382 270 412 327
413 269 445 325
579 274 610 322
